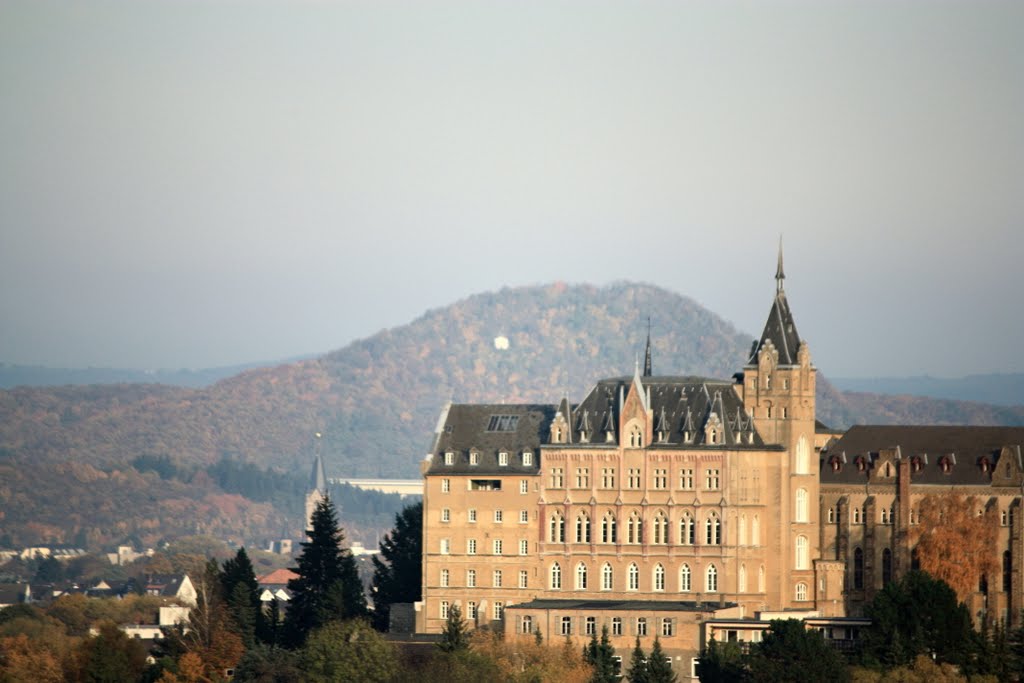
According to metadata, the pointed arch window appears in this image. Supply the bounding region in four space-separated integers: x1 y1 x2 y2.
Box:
680 564 692 592
601 512 617 544
575 512 591 544
739 514 747 546
680 512 695 545
576 562 588 590
550 563 562 590
602 563 613 591
738 564 747 593
653 564 665 591
795 488 808 523
752 515 760 546
795 436 809 473
629 425 643 448
628 511 643 544
705 513 721 545
706 564 718 593
628 563 639 591
549 512 565 543
652 511 669 544
795 535 808 569
758 565 766 593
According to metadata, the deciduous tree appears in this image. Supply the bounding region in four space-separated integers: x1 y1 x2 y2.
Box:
301 620 398 683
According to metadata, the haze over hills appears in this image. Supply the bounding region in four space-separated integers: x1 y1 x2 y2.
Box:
1 281 1022 549
830 374 1024 409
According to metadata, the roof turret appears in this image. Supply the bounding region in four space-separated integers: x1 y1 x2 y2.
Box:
749 241 803 366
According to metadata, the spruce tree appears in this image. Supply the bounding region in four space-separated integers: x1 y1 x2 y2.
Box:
437 604 470 653
646 637 677 683
285 496 367 647
627 636 650 683
220 547 265 646
370 501 423 631
585 624 619 683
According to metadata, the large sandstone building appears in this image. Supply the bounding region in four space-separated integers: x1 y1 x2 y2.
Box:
417 252 1024 677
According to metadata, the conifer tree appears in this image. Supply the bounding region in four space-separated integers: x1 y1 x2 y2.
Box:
627 636 649 683
646 637 677 683
437 604 470 653
585 624 619 683
220 547 265 646
370 501 423 631
286 496 367 647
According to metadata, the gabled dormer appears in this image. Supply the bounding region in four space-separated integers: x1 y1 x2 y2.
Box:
993 445 1023 486
620 359 653 448
549 396 572 444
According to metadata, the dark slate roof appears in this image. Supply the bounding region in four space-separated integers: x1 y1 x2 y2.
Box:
570 377 767 449
820 425 1024 486
426 403 555 475
748 287 802 366
310 453 327 492
505 598 735 613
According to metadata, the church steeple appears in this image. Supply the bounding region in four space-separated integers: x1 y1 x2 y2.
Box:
643 317 652 377
775 237 786 293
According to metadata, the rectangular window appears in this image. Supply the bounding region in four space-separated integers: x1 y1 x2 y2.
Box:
520 480 529 494
441 478 450 493
440 569 449 587
498 452 508 466
468 509 477 523
612 617 623 636
493 539 503 555
441 508 450 523
494 509 503 523
440 601 449 619
575 467 590 488
661 618 674 637
467 601 477 620
494 602 504 620
467 569 476 587
493 570 502 588
523 452 533 466
561 616 572 636
705 468 720 490
522 615 533 634
602 467 616 489
469 479 501 491
519 570 529 588
586 616 597 635
550 468 564 488
519 510 529 523
680 468 694 490
628 468 641 489
467 539 477 555
440 539 450 555
519 540 529 556
636 617 647 636
444 452 454 465
654 468 668 489
469 452 480 466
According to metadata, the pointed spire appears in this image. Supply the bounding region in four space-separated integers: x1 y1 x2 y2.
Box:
310 433 327 493
643 317 652 377
776 235 785 292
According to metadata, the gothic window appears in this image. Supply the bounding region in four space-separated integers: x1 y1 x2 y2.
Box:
628 512 643 544
795 436 809 474
629 425 643 448
705 513 721 545
680 564 691 592
758 565 766 593
853 547 864 590
706 564 718 592
550 563 562 589
652 511 669 544
628 563 639 591
853 507 862 524
752 515 761 546
654 564 665 591
549 512 565 543
827 507 835 524
576 563 588 590
738 514 747 546
738 564 747 593
575 512 591 544
680 512 695 545
795 488 808 522
602 512 617 544
602 563 613 590
795 535 809 570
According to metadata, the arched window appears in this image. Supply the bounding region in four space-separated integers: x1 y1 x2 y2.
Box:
752 515 760 546
758 565 765 593
629 425 643 448
680 564 691 592
738 515 747 546
705 513 721 545
576 562 588 590
550 563 562 589
549 512 565 543
882 548 892 586
628 563 639 591
575 512 591 544
601 512 617 544
652 511 669 544
795 436 809 474
602 563 613 591
853 507 862 524
738 564 747 593
827 507 835 524
628 512 643 544
653 564 665 591
795 535 808 569
853 548 864 590
795 582 808 601
680 512 695 545
706 564 718 593
795 488 808 523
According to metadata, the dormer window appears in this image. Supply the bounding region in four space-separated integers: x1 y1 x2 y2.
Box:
498 452 508 467
709 429 718 445
980 457 991 474
683 431 692 444
855 455 867 473
606 430 615 444
522 452 533 467
629 426 643 448
829 455 842 473
469 452 480 466
444 452 454 466
911 456 924 473
939 455 954 474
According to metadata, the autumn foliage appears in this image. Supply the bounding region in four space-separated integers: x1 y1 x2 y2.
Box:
909 493 999 602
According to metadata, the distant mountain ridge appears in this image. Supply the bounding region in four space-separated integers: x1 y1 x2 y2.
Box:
830 374 1024 409
1 281 1022 548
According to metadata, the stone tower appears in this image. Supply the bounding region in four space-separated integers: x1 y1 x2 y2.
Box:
305 433 329 535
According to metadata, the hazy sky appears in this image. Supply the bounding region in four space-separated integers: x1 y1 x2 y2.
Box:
1 1 1021 379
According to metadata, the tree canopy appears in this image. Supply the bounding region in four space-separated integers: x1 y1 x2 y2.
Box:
370 501 422 631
